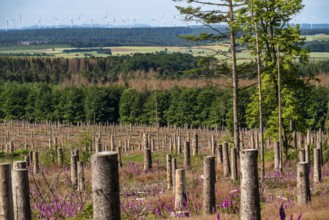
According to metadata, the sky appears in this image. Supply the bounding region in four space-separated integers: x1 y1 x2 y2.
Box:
0 0 328 29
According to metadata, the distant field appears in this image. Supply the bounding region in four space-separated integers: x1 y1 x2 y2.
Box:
1 40 329 61
305 34 329 41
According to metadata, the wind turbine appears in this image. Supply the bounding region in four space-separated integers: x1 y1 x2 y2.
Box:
19 15 23 30
91 17 94 28
151 18 156 28
70 17 74 28
10 19 16 30
104 11 109 28
159 15 165 27
121 16 126 28
54 17 59 28
38 17 42 29
5 18 9 31
77 15 81 27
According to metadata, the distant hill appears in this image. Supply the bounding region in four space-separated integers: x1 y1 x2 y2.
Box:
0 27 223 47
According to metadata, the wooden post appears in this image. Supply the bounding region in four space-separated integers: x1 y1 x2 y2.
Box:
297 162 311 204
172 158 177 193
192 132 198 156
222 142 231 177
33 151 39 174
274 142 280 171
12 168 31 220
57 148 63 166
175 169 187 210
110 135 115 151
71 151 78 189
117 146 123 168
217 144 223 164
203 156 216 214
240 149 261 220
0 163 14 220
184 141 191 169
166 155 173 190
92 152 121 220
143 148 152 172
177 136 182 155
211 135 216 155
314 148 321 184
231 147 238 181
77 161 85 192
143 133 148 149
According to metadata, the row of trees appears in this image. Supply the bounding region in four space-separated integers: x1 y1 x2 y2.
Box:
0 53 201 84
0 82 328 133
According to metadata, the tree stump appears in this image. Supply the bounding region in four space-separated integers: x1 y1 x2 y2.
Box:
240 149 261 220
92 152 121 220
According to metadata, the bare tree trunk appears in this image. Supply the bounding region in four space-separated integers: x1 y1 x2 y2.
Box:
229 0 239 154
277 45 283 172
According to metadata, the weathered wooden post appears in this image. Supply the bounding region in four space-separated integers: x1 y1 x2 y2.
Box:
110 135 115 151
192 132 198 156
172 158 177 193
117 146 123 168
169 137 173 154
143 133 148 149
71 151 78 189
184 141 191 169
222 142 231 177
175 169 187 210
143 148 152 172
33 151 39 174
314 147 321 184
92 152 121 220
166 155 173 190
95 138 102 153
231 147 238 181
0 163 14 220
274 142 280 171
177 136 182 155
57 147 63 166
77 161 85 192
297 162 311 205
240 149 261 220
12 168 31 220
211 135 216 155
203 156 216 214
217 144 223 164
